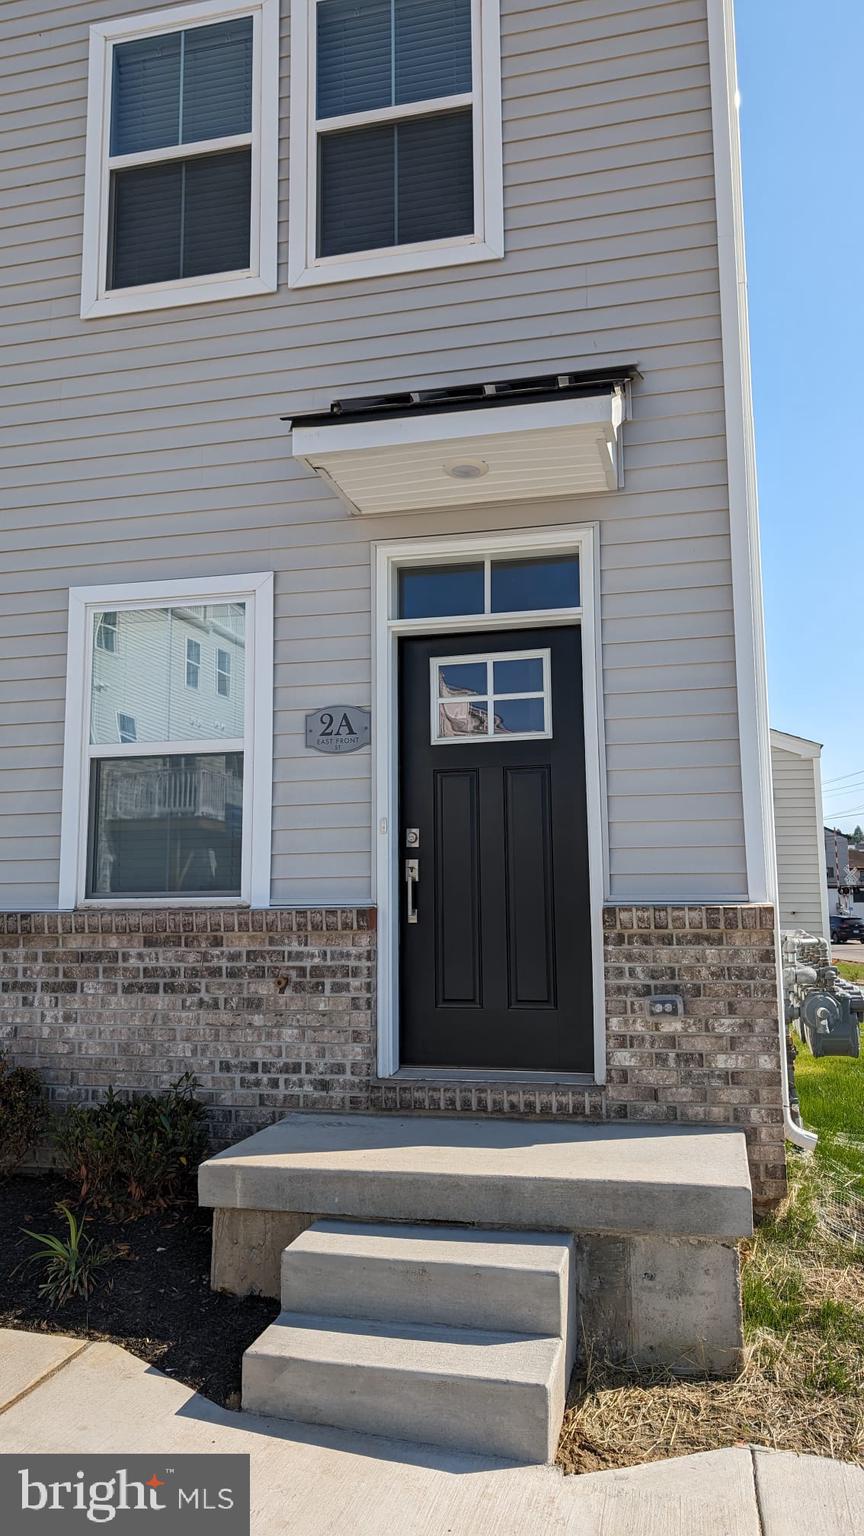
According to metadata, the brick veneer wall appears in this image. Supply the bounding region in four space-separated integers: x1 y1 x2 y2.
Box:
0 903 785 1207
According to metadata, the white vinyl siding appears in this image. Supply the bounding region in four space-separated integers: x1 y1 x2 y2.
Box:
0 0 746 909
770 735 830 941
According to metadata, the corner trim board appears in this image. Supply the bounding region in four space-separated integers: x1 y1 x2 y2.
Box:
707 0 777 906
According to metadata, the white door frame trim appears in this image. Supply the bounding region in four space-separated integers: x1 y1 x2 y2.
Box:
372 523 607 1085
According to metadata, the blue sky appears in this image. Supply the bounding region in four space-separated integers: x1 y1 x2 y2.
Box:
735 1 864 829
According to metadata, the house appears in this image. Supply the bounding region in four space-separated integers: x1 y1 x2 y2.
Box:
0 0 789 1457
770 730 830 941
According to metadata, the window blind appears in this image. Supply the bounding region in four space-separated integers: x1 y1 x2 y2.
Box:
318 110 473 256
316 0 474 258
111 18 253 155
317 0 471 118
110 149 251 289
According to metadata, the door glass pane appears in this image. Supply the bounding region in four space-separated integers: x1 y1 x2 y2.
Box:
88 753 243 897
398 563 484 618
493 657 544 694
490 555 580 613
493 698 546 735
439 700 487 737
90 603 246 744
438 662 486 697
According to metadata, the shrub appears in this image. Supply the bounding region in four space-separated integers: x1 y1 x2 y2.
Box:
56 1073 208 1217
18 1204 117 1307
0 1053 47 1175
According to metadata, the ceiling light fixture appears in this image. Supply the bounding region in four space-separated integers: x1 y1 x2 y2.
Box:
443 458 490 480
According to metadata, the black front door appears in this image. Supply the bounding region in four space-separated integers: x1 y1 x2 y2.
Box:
398 625 593 1072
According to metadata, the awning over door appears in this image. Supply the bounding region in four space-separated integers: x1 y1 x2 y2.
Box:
285 367 635 516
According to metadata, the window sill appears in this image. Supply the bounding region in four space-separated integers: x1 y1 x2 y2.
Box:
288 237 504 289
77 898 250 909
81 271 276 320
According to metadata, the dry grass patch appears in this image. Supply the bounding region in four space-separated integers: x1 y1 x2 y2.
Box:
558 1153 864 1475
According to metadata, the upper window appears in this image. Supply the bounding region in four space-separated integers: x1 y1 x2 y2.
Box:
398 554 581 620
288 0 503 286
59 574 274 906
81 1 279 319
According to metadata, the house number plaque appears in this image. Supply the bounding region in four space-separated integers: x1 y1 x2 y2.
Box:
305 705 371 754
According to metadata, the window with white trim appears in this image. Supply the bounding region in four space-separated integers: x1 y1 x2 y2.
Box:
288 0 503 286
81 0 279 319
185 637 201 688
59 574 274 906
216 647 232 697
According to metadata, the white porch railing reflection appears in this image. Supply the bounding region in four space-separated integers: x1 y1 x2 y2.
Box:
102 762 242 821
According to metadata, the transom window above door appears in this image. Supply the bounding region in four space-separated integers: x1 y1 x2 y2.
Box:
81 0 279 318
398 553 580 620
432 649 551 742
289 0 503 285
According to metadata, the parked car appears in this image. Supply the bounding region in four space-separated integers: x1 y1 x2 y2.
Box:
830 914 864 944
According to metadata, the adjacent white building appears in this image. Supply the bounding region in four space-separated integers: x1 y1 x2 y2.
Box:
769 729 829 940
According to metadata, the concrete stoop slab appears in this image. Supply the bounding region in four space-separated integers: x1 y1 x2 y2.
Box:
199 1113 754 1238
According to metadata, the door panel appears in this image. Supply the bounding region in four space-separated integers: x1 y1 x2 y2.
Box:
504 765 555 1009
398 625 593 1072
434 768 481 1007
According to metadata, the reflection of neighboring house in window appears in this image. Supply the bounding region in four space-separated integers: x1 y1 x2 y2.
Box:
90 605 245 746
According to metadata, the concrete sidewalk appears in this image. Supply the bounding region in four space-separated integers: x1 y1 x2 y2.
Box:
1 1328 862 1534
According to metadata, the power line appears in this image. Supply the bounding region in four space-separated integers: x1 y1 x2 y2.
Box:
823 766 864 785
824 778 864 797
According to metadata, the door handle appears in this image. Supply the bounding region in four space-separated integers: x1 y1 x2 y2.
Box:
405 858 419 924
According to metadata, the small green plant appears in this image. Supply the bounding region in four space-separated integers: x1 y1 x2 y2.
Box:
0 1053 47 1175
56 1073 208 1217
18 1204 116 1307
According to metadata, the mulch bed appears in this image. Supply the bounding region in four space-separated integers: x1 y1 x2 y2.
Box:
0 1173 279 1407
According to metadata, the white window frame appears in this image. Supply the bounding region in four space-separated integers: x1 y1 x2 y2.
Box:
373 524 607 1085
431 648 551 744
116 711 138 743
288 0 503 287
81 0 280 320
59 572 274 908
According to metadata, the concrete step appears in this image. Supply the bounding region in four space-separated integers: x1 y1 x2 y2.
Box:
242 1312 566 1464
280 1221 574 1337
